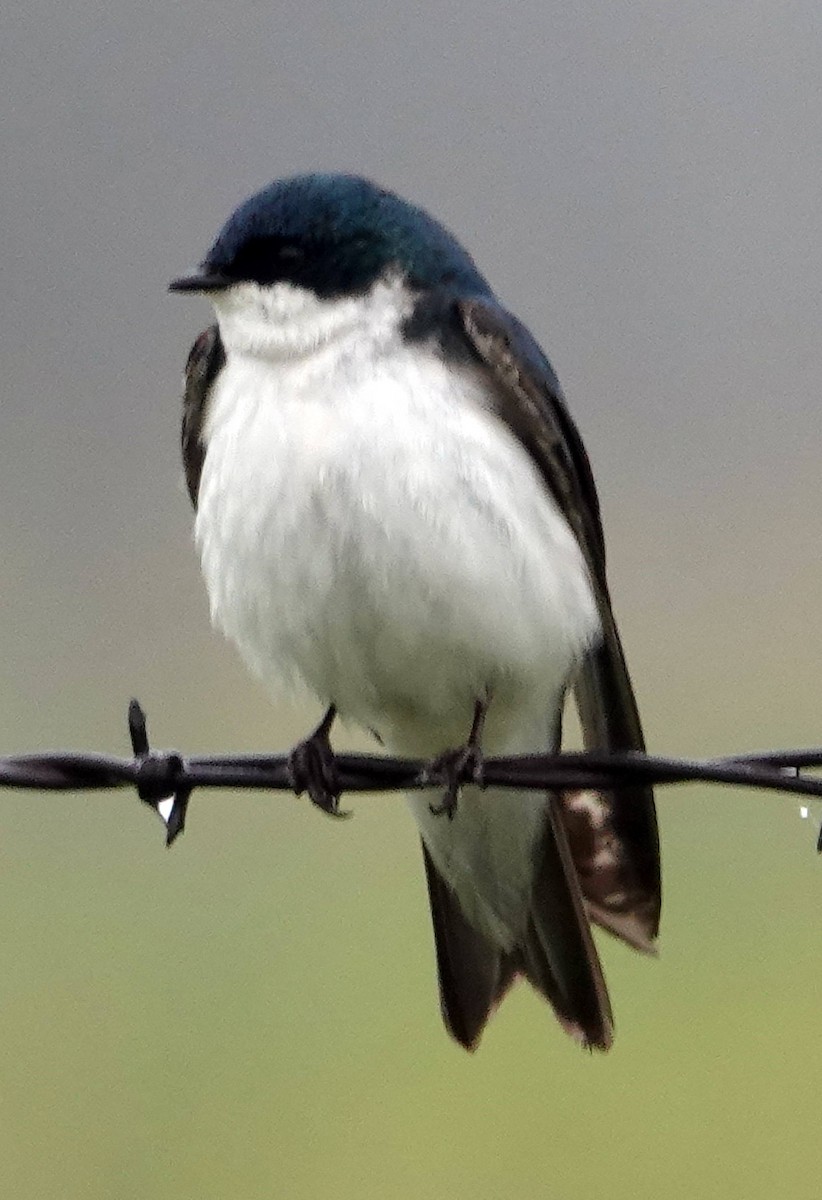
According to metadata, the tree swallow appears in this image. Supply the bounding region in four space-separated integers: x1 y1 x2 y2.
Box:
170 173 660 1051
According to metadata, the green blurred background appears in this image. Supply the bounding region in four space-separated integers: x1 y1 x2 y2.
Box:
3 2 822 1196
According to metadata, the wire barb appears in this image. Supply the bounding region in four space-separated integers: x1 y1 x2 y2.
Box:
0 699 818 850
127 698 191 846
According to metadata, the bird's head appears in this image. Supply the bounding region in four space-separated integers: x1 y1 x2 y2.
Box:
170 173 489 326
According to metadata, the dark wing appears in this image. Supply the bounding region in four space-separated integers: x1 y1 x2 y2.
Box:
181 325 225 508
456 295 661 951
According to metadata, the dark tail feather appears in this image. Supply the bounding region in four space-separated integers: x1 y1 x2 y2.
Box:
516 798 613 1049
422 843 513 1051
421 797 613 1052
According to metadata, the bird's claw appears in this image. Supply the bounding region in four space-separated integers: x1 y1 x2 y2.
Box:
425 743 486 820
288 707 349 818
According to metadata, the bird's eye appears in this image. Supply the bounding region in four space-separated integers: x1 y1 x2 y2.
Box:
277 244 305 261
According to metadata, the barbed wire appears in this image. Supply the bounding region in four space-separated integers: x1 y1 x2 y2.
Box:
2 700 821 849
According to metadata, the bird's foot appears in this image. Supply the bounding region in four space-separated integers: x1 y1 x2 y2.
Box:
426 744 485 819
288 705 349 818
424 697 489 820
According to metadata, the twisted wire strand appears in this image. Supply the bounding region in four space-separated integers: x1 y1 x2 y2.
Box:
1 700 819 847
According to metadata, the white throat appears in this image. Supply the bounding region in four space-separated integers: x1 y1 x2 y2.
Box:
211 273 415 363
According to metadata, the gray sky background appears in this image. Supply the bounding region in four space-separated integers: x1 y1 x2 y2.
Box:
2 3 821 1197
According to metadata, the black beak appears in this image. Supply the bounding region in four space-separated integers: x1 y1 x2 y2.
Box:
168 269 234 294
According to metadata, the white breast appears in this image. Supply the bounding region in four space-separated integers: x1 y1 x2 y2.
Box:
197 338 597 724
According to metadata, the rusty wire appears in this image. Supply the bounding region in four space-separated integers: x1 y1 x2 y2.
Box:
0 700 820 849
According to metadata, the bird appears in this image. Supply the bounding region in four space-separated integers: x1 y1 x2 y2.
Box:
169 172 660 1052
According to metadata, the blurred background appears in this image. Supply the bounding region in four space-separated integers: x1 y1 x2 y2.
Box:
2 1 821 1196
